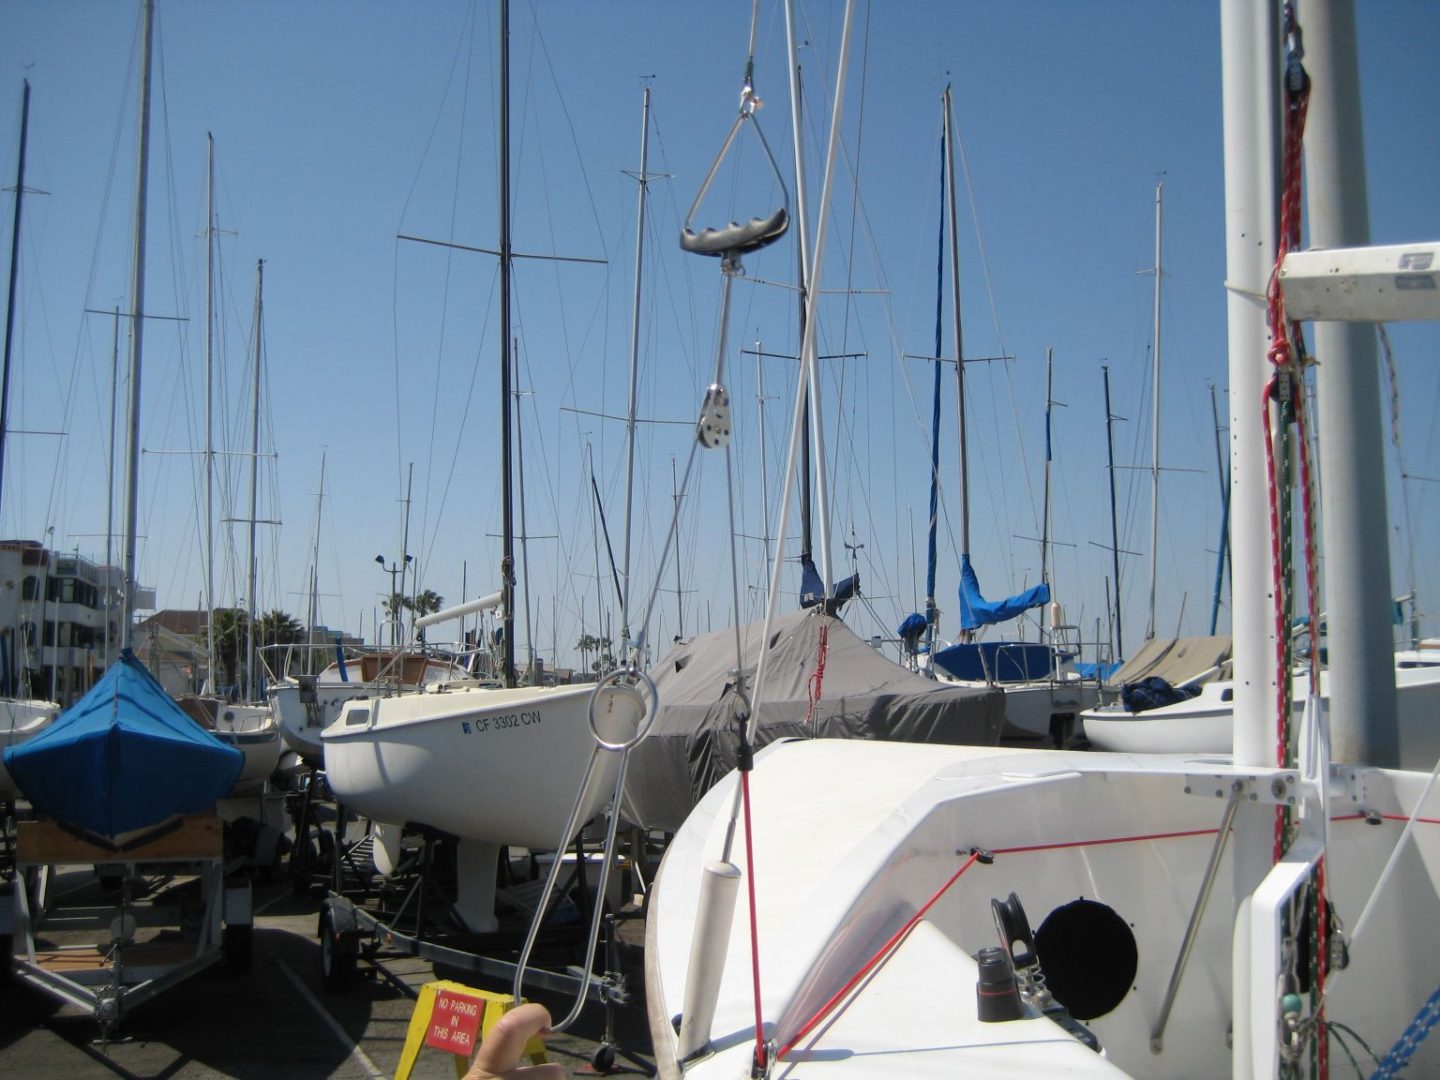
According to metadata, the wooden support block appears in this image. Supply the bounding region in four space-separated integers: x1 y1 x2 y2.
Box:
16 813 224 865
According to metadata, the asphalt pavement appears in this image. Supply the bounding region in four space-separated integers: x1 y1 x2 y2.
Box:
1 868 654 1079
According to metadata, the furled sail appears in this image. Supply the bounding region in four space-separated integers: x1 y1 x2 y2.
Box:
800 555 859 611
958 553 1050 631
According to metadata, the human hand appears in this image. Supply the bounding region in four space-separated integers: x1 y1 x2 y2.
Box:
462 1002 565 1080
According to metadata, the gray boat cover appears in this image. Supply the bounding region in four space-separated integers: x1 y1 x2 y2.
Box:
620 609 1004 832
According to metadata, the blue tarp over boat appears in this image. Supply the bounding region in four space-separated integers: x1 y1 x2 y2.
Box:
958 553 1050 632
3 649 243 839
932 640 1055 684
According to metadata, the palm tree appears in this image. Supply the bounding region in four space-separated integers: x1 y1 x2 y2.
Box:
255 610 305 651
209 607 248 692
575 633 605 673
410 589 444 618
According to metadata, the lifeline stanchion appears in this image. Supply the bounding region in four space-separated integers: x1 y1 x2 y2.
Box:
510 665 659 1032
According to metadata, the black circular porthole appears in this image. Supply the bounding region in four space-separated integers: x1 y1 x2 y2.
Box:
1034 897 1138 1021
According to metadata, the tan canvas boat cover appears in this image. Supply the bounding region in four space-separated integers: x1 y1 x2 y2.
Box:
1110 635 1233 688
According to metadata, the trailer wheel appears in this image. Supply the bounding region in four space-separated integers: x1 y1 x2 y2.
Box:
591 1043 616 1073
319 907 358 991
224 922 253 974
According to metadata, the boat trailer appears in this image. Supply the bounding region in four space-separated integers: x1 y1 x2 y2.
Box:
314 827 648 1074
1 812 252 1042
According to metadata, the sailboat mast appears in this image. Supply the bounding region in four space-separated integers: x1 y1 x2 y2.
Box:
1145 179 1163 641
1041 347 1054 591
619 87 652 654
1103 364 1124 660
399 459 413 643
307 451 325 673
942 86 969 559
497 0 516 688
783 6 814 567
0 79 30 513
1305 0 1398 765
105 305 119 661
512 350 534 676
1208 383 1231 635
245 259 263 698
120 0 155 649
923 109 946 658
670 455 684 639
754 340 773 602
204 133 216 690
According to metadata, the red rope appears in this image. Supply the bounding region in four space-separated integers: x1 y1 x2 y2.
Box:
1331 813 1440 827
776 851 982 1061
740 770 767 1075
1262 0 1312 862
1262 12 1326 1069
993 825 1222 855
804 623 830 727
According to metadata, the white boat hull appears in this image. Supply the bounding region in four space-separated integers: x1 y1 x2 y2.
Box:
1 697 61 801
269 655 476 764
930 655 1100 743
322 681 638 851
1083 661 1440 767
994 678 1100 742
646 739 1440 1078
269 678 375 763
211 702 283 793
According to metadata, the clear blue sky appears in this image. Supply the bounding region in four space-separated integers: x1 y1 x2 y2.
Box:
4 1 1438 671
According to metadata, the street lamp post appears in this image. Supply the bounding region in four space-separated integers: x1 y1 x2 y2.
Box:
375 553 412 649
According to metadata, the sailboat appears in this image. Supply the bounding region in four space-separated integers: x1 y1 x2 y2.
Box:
1083 643 1440 764
321 0 642 933
0 697 58 802
643 4 1440 1077
916 88 1097 745
5 0 244 845
1078 176 1440 761
0 82 62 800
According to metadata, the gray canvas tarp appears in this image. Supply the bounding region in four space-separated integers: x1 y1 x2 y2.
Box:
1109 635 1233 689
621 609 1004 833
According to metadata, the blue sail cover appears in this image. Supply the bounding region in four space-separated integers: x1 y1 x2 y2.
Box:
933 639 1054 684
958 553 1050 632
4 649 243 839
799 555 859 611
897 612 928 648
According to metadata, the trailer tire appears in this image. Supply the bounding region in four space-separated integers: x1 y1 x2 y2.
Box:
319 907 358 991
224 922 253 974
